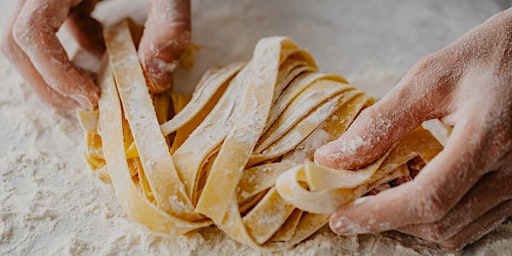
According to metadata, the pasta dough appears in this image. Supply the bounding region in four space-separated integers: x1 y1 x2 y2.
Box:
78 20 443 250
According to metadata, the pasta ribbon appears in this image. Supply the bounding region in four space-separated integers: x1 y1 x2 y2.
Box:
78 19 443 250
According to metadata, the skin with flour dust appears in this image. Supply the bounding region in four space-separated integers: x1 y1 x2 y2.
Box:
316 7 512 251
1 0 190 110
1 0 511 253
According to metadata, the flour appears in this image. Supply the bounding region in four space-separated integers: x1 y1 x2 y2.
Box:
1 0 511 255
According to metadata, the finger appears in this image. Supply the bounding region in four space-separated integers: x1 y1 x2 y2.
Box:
13 0 99 110
138 0 191 93
315 55 458 170
440 200 512 251
397 167 512 243
1 0 79 109
329 118 489 235
66 0 105 57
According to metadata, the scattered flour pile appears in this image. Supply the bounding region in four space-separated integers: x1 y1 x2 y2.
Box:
1 0 511 255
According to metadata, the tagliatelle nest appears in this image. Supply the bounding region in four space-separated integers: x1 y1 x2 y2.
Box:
78 20 443 250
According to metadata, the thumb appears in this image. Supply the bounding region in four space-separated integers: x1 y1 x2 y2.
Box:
314 58 451 169
138 0 191 93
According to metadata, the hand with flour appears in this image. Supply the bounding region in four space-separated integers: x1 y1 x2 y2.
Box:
1 0 190 110
315 8 512 251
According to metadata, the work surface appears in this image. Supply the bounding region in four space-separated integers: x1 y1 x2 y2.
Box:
1 0 511 255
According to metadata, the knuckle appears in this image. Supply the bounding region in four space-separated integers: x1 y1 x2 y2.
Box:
12 18 35 47
409 53 456 92
408 54 439 79
399 54 457 117
414 55 434 71
168 29 191 54
162 22 191 51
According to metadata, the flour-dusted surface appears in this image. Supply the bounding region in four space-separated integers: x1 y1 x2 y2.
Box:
1 0 511 255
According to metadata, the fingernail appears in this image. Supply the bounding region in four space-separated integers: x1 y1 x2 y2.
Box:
72 94 93 110
314 144 330 156
314 144 344 166
353 196 371 205
316 140 347 157
146 58 177 92
330 216 364 235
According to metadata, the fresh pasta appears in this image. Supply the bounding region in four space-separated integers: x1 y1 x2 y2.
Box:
78 20 443 250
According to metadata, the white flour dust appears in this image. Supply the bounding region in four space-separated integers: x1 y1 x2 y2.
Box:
1 0 511 255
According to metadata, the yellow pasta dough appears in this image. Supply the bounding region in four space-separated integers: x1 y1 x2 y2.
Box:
78 20 443 250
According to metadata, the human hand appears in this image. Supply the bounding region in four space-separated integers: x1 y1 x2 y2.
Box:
315 8 512 251
1 0 190 110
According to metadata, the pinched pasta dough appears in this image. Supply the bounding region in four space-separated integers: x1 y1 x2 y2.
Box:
78 20 443 250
